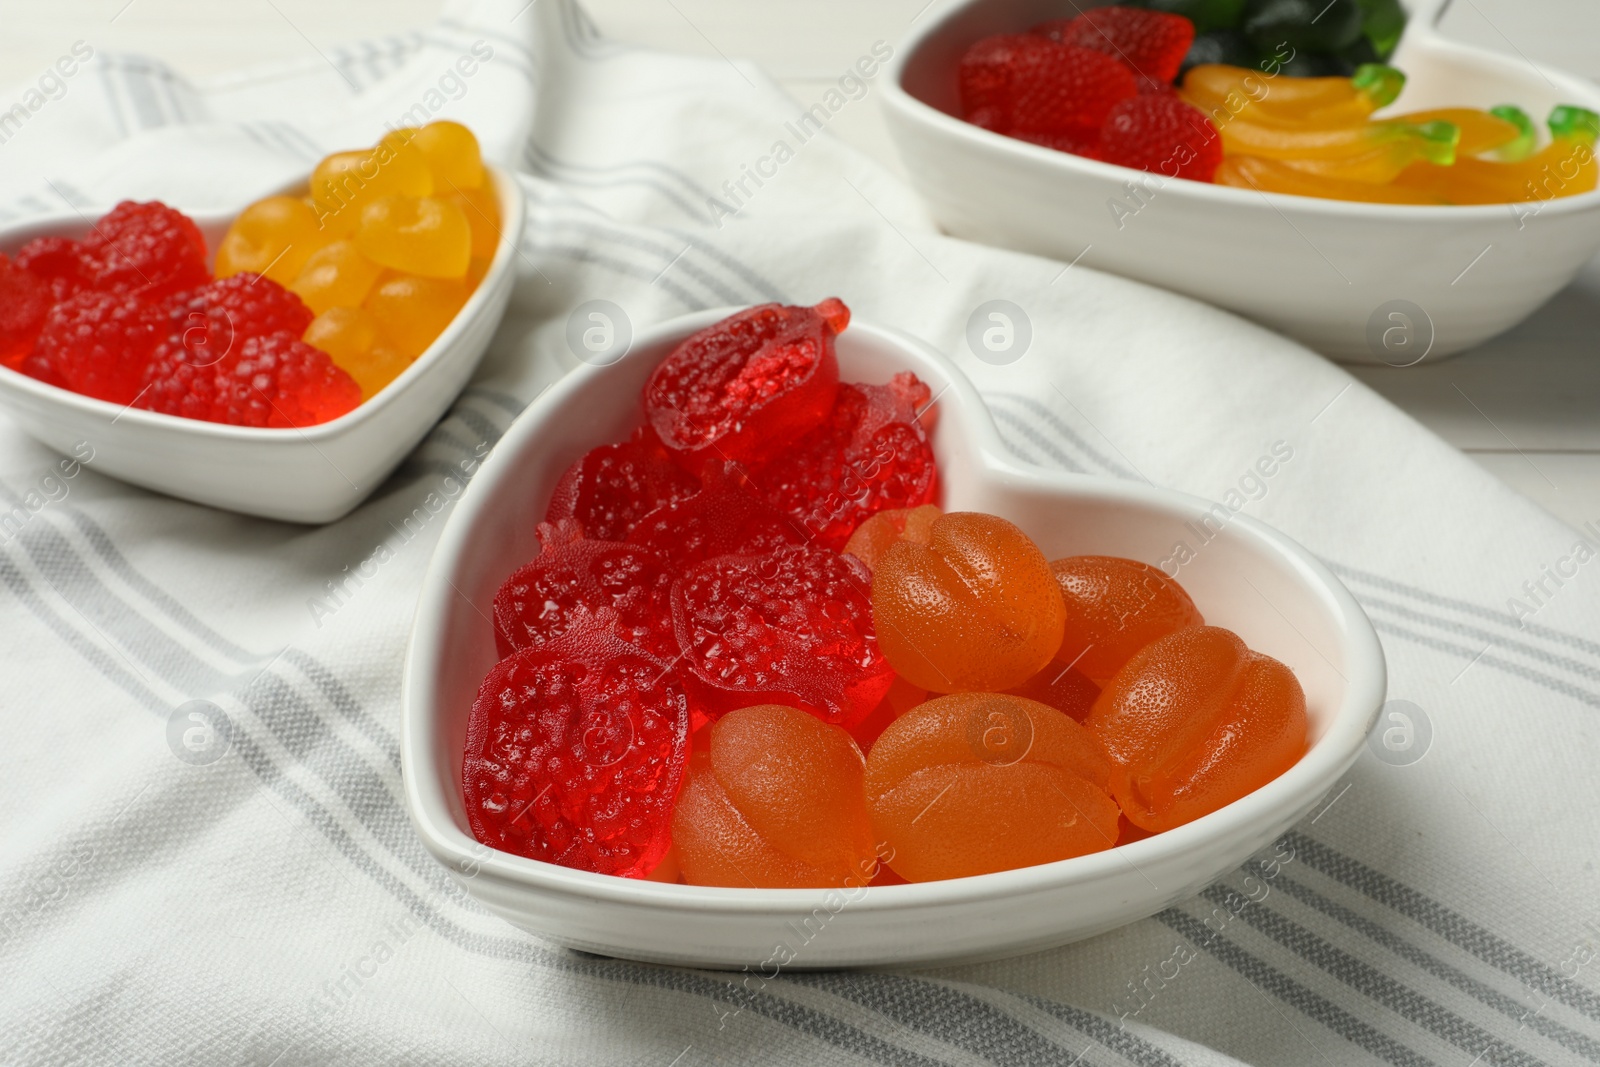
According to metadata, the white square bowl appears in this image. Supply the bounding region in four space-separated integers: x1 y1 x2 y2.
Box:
0 166 525 523
401 308 1387 969
879 0 1600 362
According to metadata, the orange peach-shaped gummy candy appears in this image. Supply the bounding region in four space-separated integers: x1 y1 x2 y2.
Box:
843 504 941 571
303 306 411 399
356 195 471 279
1052 556 1202 684
215 196 328 285
412 119 485 191
865 692 1118 881
290 240 383 315
363 273 469 359
871 512 1064 693
672 705 877 888
1087 625 1307 834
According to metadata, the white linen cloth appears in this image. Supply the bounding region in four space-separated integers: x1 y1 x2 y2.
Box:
3 3 1599 1064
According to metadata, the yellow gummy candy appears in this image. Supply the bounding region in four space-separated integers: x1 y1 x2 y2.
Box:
364 273 469 359
216 196 330 284
290 240 384 315
304 306 412 399
355 195 472 278
310 144 433 236
446 182 501 260
412 120 485 192
1217 156 1446 204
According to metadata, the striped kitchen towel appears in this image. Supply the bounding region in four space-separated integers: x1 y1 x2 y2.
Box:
2 2 1598 1064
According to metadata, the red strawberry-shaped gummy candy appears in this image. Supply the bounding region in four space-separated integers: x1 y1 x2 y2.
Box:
642 299 846 475
756 372 938 551
30 290 165 404
1032 8 1196 87
14 236 88 301
0 254 52 369
80 201 209 300
626 462 803 569
671 543 894 726
463 610 694 877
545 425 701 542
493 519 678 660
1098 93 1223 181
959 34 1135 136
141 330 360 428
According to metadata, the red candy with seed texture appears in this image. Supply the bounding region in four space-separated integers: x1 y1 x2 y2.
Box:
958 34 1136 137
493 519 677 660
1032 8 1196 86
79 200 209 299
30 290 164 403
642 299 846 474
463 611 694 878
1098 94 1223 180
159 273 315 371
140 331 360 428
0 254 51 369
626 463 802 569
14 236 88 301
671 543 893 726
757 372 938 551
545 425 701 541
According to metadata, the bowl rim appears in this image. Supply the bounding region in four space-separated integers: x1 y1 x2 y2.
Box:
880 0 1600 220
401 306 1388 915
0 164 526 442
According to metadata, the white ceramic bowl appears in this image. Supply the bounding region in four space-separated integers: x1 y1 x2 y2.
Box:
402 308 1387 969
881 0 1600 363
0 167 525 523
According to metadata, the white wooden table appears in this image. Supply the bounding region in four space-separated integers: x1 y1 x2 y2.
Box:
5 0 1596 527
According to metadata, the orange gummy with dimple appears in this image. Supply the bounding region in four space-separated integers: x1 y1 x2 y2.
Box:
290 240 383 315
865 692 1118 881
871 512 1064 693
844 504 941 571
1087 625 1307 834
672 705 877 888
1051 555 1203 684
412 119 486 191
363 273 468 359
309 145 433 236
355 195 472 278
303 306 411 399
214 196 329 285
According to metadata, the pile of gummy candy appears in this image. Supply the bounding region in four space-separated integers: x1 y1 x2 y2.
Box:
462 298 1309 887
0 120 496 426
956 2 1599 205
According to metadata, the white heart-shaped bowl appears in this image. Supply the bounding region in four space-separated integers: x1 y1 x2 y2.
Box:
881 0 1600 363
402 308 1387 969
0 167 525 523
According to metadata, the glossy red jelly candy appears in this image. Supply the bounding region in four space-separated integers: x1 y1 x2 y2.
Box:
492 519 676 660
626 463 802 569
79 200 209 299
848 674 929 753
757 372 938 550
30 290 164 404
671 543 893 725
140 331 360 428
545 425 700 541
162 272 314 365
1033 8 1196 86
641 299 846 474
0 254 51 369
1051 555 1202 684
1087 626 1308 833
959 34 1136 137
463 610 694 877
1098 94 1223 181
14 236 88 301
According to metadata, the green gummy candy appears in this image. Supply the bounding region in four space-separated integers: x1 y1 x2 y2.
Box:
1549 105 1600 146
1487 105 1536 161
1357 0 1406 58
1351 63 1405 108
1413 119 1459 166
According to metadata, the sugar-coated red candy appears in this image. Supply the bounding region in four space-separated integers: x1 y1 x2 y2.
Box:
492 519 677 660
1032 7 1197 86
79 200 209 300
29 290 164 404
1098 93 1223 181
463 610 694 878
545 425 701 542
626 463 802 569
959 34 1136 136
642 299 846 475
671 543 894 726
756 372 938 551
140 330 360 428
